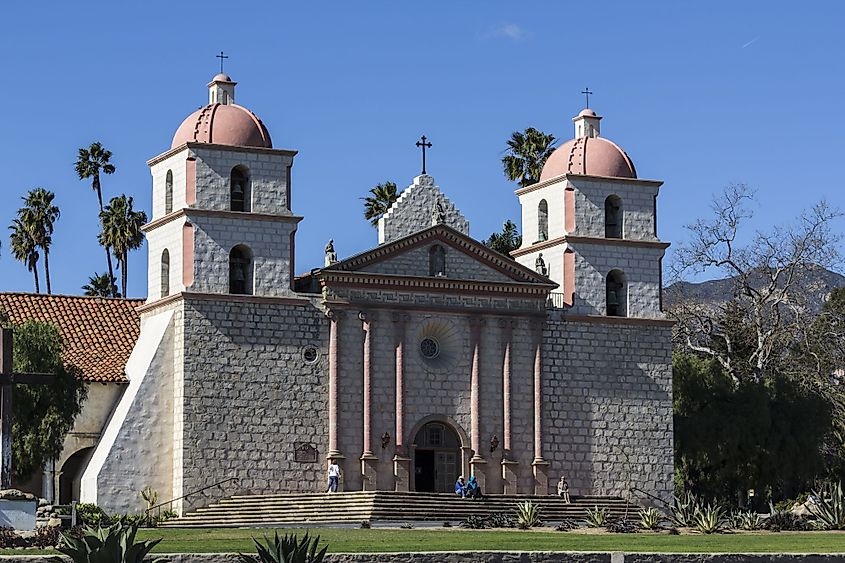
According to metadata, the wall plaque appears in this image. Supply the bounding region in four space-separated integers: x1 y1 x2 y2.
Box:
293 442 318 463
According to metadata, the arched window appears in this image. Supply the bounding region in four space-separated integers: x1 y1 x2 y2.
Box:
606 269 626 317
229 245 253 295
160 249 170 297
537 199 549 242
429 244 446 277
164 170 173 215
230 166 250 212
605 195 622 239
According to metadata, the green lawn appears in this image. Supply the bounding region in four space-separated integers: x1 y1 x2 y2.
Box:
5 528 845 556
136 528 845 554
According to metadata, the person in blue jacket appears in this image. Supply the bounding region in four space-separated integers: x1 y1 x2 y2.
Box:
466 475 483 499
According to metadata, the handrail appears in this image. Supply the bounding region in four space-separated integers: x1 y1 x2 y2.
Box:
145 477 239 516
629 486 672 509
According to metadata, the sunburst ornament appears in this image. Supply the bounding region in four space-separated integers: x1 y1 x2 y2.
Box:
414 318 462 373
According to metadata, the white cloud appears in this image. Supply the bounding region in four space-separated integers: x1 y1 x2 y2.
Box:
482 23 528 41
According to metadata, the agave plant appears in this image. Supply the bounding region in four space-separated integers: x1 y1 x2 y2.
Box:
53 522 163 563
638 507 663 530
585 505 609 528
239 532 327 563
671 491 700 527
692 502 726 534
765 503 808 532
731 510 764 531
515 501 542 529
809 482 845 530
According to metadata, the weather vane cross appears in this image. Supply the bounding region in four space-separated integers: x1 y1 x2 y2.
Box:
581 87 593 108
216 51 229 74
415 135 433 175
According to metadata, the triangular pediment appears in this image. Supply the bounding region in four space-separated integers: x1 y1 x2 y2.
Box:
322 224 556 287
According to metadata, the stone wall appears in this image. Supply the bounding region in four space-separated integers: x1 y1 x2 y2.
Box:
543 314 674 504
147 217 187 301
569 177 660 242
191 146 294 214
178 296 328 509
358 243 514 283
378 175 469 244
189 215 297 297
150 149 189 220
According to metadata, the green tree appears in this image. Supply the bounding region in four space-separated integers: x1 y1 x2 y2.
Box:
484 220 522 256
502 128 557 188
9 320 85 480
8 219 40 293
75 142 117 296
98 195 147 298
82 272 120 298
362 181 399 227
18 188 60 294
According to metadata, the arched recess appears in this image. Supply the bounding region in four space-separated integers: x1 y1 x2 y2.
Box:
537 199 549 242
230 165 251 212
229 244 253 295
407 415 470 493
428 244 446 277
160 249 170 297
164 170 173 215
59 447 95 504
604 195 623 239
606 269 627 317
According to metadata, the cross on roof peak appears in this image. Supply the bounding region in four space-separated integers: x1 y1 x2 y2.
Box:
415 135 433 175
216 51 229 74
581 87 593 108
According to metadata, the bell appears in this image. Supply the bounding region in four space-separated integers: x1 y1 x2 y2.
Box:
232 183 244 196
607 289 619 307
233 264 246 282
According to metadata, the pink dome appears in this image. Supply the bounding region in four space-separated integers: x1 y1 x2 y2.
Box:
171 104 272 149
540 136 636 181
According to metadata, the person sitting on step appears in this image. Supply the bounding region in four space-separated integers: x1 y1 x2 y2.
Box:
466 475 482 500
455 475 467 498
556 475 570 503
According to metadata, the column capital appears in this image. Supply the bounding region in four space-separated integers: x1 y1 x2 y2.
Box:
469 316 486 328
391 312 411 324
325 308 346 321
498 318 517 330
358 310 378 323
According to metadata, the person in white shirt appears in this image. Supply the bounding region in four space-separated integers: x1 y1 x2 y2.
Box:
326 460 341 493
557 475 570 503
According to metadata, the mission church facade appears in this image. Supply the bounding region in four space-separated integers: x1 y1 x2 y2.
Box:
76 74 673 514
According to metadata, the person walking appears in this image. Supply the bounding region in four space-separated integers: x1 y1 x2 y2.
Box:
326 459 341 493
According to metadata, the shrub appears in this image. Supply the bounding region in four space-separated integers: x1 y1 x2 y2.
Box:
238 532 327 563
515 501 542 529
0 527 24 549
485 512 516 528
585 505 608 528
606 518 638 533
671 492 699 527
441 521 452 528
75 503 109 527
399 523 412 529
56 522 163 563
32 525 62 548
460 515 486 529
731 510 764 531
765 504 808 531
809 482 845 530
638 507 663 530
359 520 371 529
555 519 579 531
692 503 726 534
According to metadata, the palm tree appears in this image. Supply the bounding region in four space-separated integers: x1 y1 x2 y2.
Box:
19 188 60 294
362 181 399 227
484 220 522 256
82 272 120 297
9 219 40 293
98 195 147 298
75 142 117 294
502 128 557 188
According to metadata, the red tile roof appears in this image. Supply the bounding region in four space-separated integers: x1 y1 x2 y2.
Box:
0 293 142 383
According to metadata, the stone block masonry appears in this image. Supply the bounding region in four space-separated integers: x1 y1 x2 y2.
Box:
178 296 328 510
379 175 469 244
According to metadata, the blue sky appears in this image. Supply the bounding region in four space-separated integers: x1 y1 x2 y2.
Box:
1 1 843 297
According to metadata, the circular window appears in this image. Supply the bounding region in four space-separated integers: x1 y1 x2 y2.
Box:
302 346 319 364
420 337 440 359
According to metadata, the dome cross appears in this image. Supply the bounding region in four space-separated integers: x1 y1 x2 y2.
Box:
216 51 229 74
581 87 593 108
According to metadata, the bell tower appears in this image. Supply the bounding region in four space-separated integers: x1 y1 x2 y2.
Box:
143 73 300 303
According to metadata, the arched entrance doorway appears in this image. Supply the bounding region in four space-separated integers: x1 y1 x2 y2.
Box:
413 421 462 492
59 447 95 504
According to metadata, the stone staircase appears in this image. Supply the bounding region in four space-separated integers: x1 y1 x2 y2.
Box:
161 491 636 528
